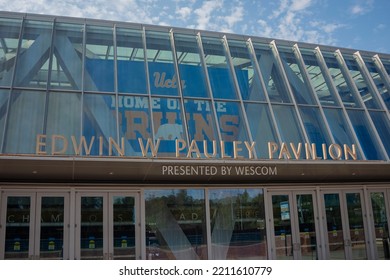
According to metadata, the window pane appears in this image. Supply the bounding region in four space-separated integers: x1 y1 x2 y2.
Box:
14 20 53 88
201 36 237 99
279 48 316 104
363 58 390 110
118 95 152 157
347 109 384 160
145 189 207 260
184 98 220 157
253 43 291 103
300 50 339 106
209 189 267 260
3 90 45 154
146 31 178 96
245 103 278 159
116 28 147 94
369 111 390 157
344 56 381 109
323 108 362 159
0 89 10 148
83 93 117 156
85 25 115 92
322 52 361 108
228 40 266 101
174 34 208 98
50 22 83 90
0 17 21 87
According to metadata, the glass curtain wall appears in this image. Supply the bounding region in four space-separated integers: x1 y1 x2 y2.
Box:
0 13 389 161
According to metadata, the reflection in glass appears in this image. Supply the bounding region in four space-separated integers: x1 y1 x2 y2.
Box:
253 44 291 103
174 34 209 98
227 40 266 101
346 193 367 259
370 192 390 259
272 195 293 259
300 50 339 106
14 20 53 88
116 28 146 94
85 25 114 92
39 197 64 259
322 52 361 108
347 109 383 160
245 103 278 159
210 189 267 259
146 31 178 96
4 196 31 259
364 59 390 110
0 89 10 148
201 36 237 99
324 193 345 260
0 18 21 87
369 111 390 157
145 189 206 260
50 22 83 90
113 196 136 260
80 196 104 260
296 194 317 259
279 48 315 104
3 90 45 154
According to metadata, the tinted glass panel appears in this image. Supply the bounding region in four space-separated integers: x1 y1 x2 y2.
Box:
116 28 146 94
0 18 21 87
201 37 237 99
272 194 293 259
369 111 390 157
174 34 208 98
0 89 10 148
85 25 114 92
364 59 390 110
370 192 390 260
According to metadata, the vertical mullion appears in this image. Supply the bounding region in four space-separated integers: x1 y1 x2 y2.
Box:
113 24 120 143
222 35 257 158
314 47 366 160
80 21 86 149
372 54 390 98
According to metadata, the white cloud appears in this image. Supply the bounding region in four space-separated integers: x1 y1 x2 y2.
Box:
350 0 374 15
351 5 364 15
290 0 312 11
176 6 192 20
194 0 224 30
223 6 244 29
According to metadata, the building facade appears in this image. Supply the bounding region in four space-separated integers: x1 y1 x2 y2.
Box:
0 11 389 260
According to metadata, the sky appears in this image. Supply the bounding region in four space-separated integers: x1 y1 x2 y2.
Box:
1 0 389 54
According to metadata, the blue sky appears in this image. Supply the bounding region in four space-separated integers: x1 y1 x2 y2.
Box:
1 0 389 54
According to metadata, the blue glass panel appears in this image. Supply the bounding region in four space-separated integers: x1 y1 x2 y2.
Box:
46 92 81 155
174 34 208 98
117 95 152 157
245 103 278 158
184 98 220 157
322 52 361 108
3 90 45 153
116 28 147 94
272 104 306 158
228 40 266 101
323 108 362 159
14 20 53 88
153 97 186 156
363 59 390 110
201 37 237 99
369 111 390 157
0 89 10 150
83 93 117 156
299 106 332 155
300 50 339 106
146 31 178 96
347 109 384 160
0 18 21 87
253 44 291 103
344 56 381 109
85 25 114 92
279 48 316 104
51 22 83 90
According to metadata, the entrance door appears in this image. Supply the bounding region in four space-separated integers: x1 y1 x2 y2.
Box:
269 191 320 259
367 189 390 259
0 192 69 259
75 192 140 260
321 190 369 259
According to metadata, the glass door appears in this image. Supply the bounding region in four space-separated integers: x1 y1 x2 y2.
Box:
0 192 69 260
269 191 319 259
75 192 140 260
367 189 390 259
321 190 369 259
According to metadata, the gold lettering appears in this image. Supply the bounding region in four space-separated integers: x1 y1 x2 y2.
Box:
175 139 187 157
322 143 328 160
290 143 302 159
51 134 68 155
279 143 292 159
204 140 217 158
244 141 256 159
233 141 243 159
329 144 342 160
71 136 95 156
138 138 160 157
109 137 125 156
268 142 278 159
187 140 201 158
344 144 357 160
220 141 231 159
36 134 47 155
